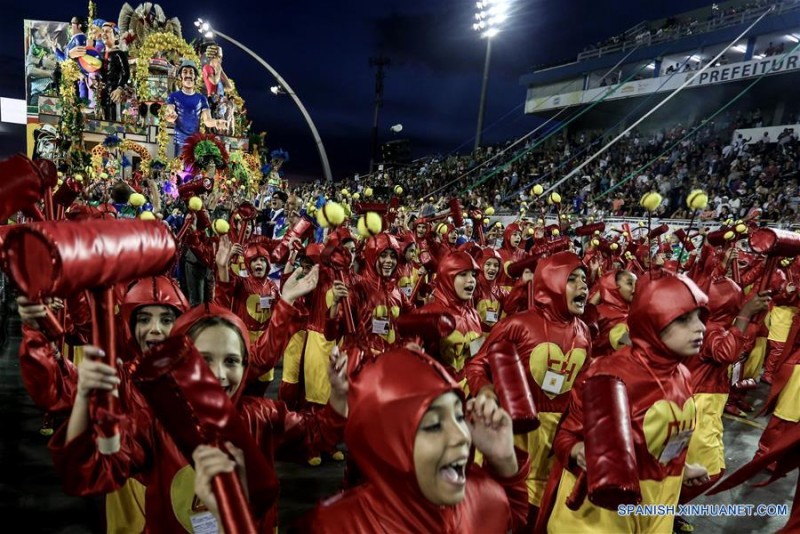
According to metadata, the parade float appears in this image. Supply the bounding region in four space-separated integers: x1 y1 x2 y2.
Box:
24 1 278 199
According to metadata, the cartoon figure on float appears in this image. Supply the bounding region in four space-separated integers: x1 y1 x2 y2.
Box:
164 59 227 156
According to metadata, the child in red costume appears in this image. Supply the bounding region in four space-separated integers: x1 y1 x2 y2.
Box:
496 223 525 292
327 233 413 356
540 273 711 533
297 347 531 533
49 289 347 533
674 273 769 532
592 270 636 358
395 233 421 299
215 235 281 394
474 247 508 333
18 275 189 416
416 251 483 382
466 251 592 523
20 275 189 533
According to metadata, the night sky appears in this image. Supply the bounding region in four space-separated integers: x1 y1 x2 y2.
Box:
2 0 714 179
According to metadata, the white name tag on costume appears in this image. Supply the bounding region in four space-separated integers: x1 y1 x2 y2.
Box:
485 311 499 324
542 370 566 395
239 270 249 278
469 336 486 358
402 286 412 297
372 319 390 335
659 430 693 464
190 512 219 534
259 296 273 310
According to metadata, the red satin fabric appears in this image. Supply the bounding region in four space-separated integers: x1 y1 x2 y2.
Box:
50 302 343 533
3 219 176 299
304 347 530 533
214 273 280 334
551 274 707 495
685 276 753 394
594 271 631 358
580 375 641 509
474 248 508 332
133 335 271 532
417 251 482 378
466 252 592 413
18 278 184 416
486 340 539 433
332 233 412 354
708 423 800 533
496 223 524 288
0 154 46 221
119 276 189 356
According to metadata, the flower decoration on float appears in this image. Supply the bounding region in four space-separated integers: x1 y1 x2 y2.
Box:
133 32 199 100
181 132 229 174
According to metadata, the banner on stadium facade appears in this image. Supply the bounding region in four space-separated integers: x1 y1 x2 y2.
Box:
693 53 800 86
526 52 800 113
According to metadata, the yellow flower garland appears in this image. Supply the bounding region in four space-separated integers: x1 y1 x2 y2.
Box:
133 32 199 100
91 139 152 176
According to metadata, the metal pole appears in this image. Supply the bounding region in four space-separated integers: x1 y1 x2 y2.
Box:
211 29 333 182
475 37 492 150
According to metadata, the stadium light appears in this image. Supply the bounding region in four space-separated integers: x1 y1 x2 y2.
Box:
472 0 510 150
193 18 332 182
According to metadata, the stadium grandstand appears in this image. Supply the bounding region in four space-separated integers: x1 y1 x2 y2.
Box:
344 0 799 230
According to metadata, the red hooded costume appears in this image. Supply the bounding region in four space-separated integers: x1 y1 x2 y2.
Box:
466 251 592 508
214 240 280 335
474 247 508 333
496 223 525 291
417 251 483 381
304 347 530 533
327 233 412 355
541 273 708 533
19 276 189 414
593 271 633 358
49 303 344 533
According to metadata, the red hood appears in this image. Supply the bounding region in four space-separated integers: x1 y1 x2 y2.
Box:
629 273 708 370
707 277 743 325
434 251 479 309
478 247 502 286
346 347 464 529
533 251 584 322
327 226 355 248
119 276 189 357
171 303 253 406
597 271 629 312
244 241 271 267
502 223 521 253
362 233 401 281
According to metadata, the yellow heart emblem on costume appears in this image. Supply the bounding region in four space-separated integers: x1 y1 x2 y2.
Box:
325 288 335 309
529 342 587 398
643 398 696 462
442 330 482 371
609 323 630 350
399 276 414 291
372 305 400 343
246 293 272 324
477 297 501 324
